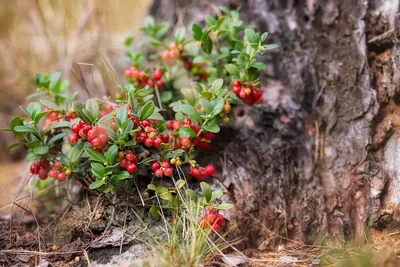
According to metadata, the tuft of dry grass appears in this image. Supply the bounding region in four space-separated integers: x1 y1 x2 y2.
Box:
0 0 150 160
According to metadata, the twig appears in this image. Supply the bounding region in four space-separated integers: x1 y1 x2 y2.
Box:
83 250 92 267
0 249 83 255
368 29 395 44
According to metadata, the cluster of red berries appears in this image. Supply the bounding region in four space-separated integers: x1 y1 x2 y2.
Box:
30 158 68 181
150 161 173 177
199 209 225 232
69 121 108 151
132 117 167 148
166 118 214 150
42 109 77 132
118 150 138 174
231 80 263 105
161 43 183 64
189 164 215 181
124 67 164 88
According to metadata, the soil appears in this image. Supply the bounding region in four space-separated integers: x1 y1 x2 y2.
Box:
1 161 400 267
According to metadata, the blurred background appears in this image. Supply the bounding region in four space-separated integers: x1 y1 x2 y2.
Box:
0 0 150 205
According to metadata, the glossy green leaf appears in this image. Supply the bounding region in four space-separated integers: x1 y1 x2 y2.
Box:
106 144 118 166
200 182 212 202
179 126 196 138
179 104 201 124
216 203 233 210
245 28 259 43
111 171 130 181
33 145 49 155
140 102 155 120
86 99 99 119
89 179 105 190
86 148 106 163
192 23 203 41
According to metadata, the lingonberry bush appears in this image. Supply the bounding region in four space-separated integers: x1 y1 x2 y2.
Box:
4 7 277 230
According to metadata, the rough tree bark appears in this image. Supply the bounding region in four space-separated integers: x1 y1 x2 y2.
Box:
150 0 400 247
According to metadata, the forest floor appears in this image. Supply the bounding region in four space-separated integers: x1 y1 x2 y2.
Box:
1 162 400 266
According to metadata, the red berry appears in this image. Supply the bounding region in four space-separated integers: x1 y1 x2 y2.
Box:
212 223 221 232
215 214 225 225
120 159 128 169
68 134 79 144
144 138 154 147
38 168 48 180
184 61 192 70
154 169 163 177
232 80 241 87
163 168 172 176
205 164 216 176
125 152 137 163
161 133 169 143
105 104 114 112
48 111 58 121
153 137 162 148
167 120 174 129
239 91 247 99
141 120 151 127
180 137 191 147
147 79 154 87
83 125 92 134
161 161 170 169
48 170 58 178
205 212 217 225
126 163 137 174
153 69 162 80
87 128 98 139
53 162 62 170
136 132 147 143
150 162 161 171
172 121 181 130
30 164 40 174
57 172 66 181
156 80 164 88
71 124 80 133
38 158 50 167
91 138 102 149
99 133 108 144
78 129 86 138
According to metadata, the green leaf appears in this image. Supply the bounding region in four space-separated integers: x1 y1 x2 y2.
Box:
128 91 139 113
200 98 212 114
211 190 223 201
26 141 41 148
201 33 213 54
14 125 36 133
210 97 224 116
245 28 259 44
175 179 186 189
26 151 40 162
175 27 186 43
86 148 106 163
7 142 23 150
179 104 201 124
72 101 91 124
252 62 267 70
49 72 61 90
200 182 212 202
210 78 223 92
216 203 233 210
45 121 70 131
68 140 87 164
33 146 49 155
40 99 60 110
179 126 196 138
202 123 220 133
147 184 157 191
205 15 217 27
185 189 198 202
86 99 99 119
225 64 240 76
111 171 130 181
100 184 114 193
10 117 24 131
91 162 106 178
140 102 155 120
27 102 41 119
160 91 173 103
89 179 105 190
264 44 279 50
47 132 67 145
150 205 161 219
34 111 49 124
124 35 134 46
106 144 118 166
192 24 203 41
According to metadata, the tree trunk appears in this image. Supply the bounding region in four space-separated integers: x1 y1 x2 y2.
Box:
150 0 400 247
